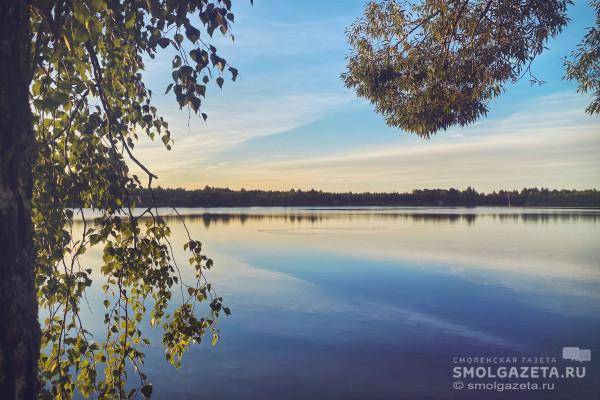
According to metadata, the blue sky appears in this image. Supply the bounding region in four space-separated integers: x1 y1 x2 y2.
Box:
137 0 600 192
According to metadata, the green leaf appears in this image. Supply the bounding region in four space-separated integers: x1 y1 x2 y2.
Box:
228 67 238 81
141 383 153 399
189 49 201 63
158 37 170 49
72 0 88 25
89 234 100 245
125 13 136 29
189 96 201 113
185 26 200 43
53 92 70 106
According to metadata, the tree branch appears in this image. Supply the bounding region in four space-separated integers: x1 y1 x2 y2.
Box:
84 41 158 184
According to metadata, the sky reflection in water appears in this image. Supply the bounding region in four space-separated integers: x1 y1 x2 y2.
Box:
73 207 600 399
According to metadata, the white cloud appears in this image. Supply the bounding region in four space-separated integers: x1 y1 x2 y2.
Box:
167 91 600 191
128 90 351 183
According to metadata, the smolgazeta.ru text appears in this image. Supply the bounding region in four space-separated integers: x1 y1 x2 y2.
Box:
452 366 586 379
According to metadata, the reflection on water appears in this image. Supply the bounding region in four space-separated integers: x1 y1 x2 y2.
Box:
140 208 600 228
72 207 600 399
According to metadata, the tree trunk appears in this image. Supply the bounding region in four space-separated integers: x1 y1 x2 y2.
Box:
0 1 40 399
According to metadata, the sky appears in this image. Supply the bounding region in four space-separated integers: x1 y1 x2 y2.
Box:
136 0 600 192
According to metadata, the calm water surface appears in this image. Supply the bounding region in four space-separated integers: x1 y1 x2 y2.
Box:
74 207 600 399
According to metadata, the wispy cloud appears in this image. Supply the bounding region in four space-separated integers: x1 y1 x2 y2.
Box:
130 90 351 181
126 0 600 191
165 92 600 190
214 17 350 58
130 2 357 184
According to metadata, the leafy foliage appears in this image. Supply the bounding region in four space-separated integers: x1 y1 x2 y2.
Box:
29 0 244 398
565 0 600 115
342 0 573 137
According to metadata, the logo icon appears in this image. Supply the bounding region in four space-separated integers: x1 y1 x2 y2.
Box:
562 347 591 362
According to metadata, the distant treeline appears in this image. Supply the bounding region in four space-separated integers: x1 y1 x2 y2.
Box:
133 187 600 208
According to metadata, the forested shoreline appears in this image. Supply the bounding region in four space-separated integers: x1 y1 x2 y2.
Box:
132 187 600 208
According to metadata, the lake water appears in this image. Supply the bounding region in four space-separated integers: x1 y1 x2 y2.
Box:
73 207 600 399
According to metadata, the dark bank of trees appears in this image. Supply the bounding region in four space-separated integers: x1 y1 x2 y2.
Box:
137 187 600 208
